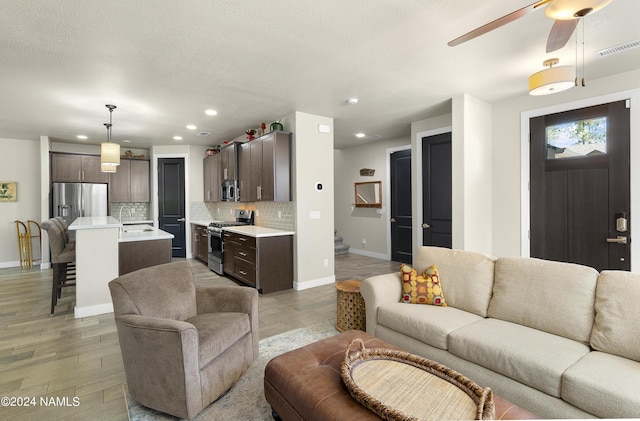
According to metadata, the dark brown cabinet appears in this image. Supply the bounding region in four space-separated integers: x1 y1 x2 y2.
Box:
203 154 220 202
191 224 209 263
220 143 237 181
119 239 172 275
109 159 150 202
51 153 109 183
238 131 291 202
223 231 293 293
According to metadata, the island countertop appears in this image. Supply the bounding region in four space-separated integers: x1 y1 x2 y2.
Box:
223 225 295 238
118 224 175 242
69 216 121 230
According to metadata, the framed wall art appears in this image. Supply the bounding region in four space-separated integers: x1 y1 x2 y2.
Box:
0 182 17 202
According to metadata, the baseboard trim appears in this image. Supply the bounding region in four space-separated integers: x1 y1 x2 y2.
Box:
74 302 114 318
348 249 389 260
0 261 43 269
294 275 335 291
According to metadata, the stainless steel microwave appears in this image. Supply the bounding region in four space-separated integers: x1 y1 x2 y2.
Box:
221 180 238 202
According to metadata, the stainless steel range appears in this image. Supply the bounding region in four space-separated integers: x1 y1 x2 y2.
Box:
207 209 254 274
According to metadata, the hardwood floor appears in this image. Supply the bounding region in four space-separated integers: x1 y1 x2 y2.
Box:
0 254 399 420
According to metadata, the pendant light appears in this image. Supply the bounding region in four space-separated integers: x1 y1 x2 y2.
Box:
528 58 575 96
100 104 120 171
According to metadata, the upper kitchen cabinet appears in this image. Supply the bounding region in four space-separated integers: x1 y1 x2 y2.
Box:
220 143 237 181
203 154 220 202
51 152 109 183
110 159 150 202
238 131 291 202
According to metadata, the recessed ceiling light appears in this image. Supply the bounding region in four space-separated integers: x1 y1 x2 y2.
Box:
355 133 366 138
347 98 359 105
205 109 218 116
77 135 88 140
186 124 197 130
173 136 183 141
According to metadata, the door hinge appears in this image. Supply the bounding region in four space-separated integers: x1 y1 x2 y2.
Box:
626 99 631 109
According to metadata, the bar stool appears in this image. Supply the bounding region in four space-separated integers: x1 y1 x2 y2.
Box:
41 219 76 315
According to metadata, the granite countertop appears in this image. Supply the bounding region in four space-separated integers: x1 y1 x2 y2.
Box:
223 225 295 238
118 224 175 242
68 216 121 230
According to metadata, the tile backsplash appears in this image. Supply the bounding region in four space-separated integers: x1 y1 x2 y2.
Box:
197 201 295 231
111 202 150 222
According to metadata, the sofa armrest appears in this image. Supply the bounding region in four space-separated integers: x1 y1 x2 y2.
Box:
114 314 201 413
361 273 402 334
195 286 259 358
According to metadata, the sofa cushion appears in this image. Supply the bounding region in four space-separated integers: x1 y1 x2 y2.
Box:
400 264 447 306
562 351 640 418
377 302 482 350
590 270 640 362
414 247 496 317
448 318 590 397
488 257 598 344
187 312 250 368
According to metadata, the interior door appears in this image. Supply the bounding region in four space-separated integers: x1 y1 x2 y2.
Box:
158 158 186 258
530 100 630 271
390 149 412 263
422 132 452 248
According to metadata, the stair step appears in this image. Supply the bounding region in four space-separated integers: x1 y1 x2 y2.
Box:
335 243 350 255
334 236 343 243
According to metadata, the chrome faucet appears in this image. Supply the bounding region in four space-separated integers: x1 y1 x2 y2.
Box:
119 205 132 225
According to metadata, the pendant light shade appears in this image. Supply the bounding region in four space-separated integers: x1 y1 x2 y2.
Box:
529 58 575 96
100 104 120 170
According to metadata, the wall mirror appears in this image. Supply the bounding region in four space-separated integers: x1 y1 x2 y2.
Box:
354 181 382 208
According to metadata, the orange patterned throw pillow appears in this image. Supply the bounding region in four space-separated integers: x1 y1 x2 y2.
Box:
400 263 447 306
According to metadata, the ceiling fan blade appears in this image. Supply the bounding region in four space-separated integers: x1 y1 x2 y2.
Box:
448 0 551 47
546 19 579 52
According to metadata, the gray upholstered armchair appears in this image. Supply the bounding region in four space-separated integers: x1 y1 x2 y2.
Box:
108 261 259 419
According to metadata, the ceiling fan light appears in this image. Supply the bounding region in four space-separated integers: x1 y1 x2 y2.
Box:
529 65 575 95
544 0 613 20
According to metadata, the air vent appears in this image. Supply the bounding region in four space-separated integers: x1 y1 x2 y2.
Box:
595 39 640 57
197 131 211 137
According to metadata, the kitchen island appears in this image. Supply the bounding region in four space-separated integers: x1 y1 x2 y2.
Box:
222 225 294 294
68 217 173 318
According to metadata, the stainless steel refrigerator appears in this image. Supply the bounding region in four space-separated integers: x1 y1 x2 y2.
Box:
52 182 108 228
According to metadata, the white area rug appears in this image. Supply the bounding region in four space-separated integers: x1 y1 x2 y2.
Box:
125 322 338 420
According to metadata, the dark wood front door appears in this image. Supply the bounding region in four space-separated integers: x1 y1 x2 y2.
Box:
390 149 412 263
158 158 186 258
530 100 630 271
422 132 452 248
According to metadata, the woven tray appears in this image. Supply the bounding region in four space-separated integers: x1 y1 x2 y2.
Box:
341 339 495 420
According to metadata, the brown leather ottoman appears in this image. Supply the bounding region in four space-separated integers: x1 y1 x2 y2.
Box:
264 330 538 420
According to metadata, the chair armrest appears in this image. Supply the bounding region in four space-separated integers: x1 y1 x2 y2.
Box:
114 314 201 408
195 286 259 358
360 273 402 334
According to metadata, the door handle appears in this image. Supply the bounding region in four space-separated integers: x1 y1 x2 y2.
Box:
390 218 396 223
422 223 431 229
177 218 186 222
607 236 628 244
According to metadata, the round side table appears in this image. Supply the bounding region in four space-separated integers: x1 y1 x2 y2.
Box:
335 280 366 332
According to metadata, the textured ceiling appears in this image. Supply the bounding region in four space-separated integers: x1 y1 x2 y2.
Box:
1 0 639 149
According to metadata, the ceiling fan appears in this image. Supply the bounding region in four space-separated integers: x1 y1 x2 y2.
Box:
448 0 614 53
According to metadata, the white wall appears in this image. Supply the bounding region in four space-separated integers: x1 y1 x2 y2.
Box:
452 94 493 255
492 69 640 270
292 111 335 289
334 136 410 259
0 138 42 267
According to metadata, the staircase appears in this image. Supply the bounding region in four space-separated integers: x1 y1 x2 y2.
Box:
334 231 350 255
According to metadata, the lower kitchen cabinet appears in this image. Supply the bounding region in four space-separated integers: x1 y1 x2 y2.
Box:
191 224 209 264
223 231 293 294
119 239 172 275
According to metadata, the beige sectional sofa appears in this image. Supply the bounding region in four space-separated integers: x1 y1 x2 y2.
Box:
361 246 640 419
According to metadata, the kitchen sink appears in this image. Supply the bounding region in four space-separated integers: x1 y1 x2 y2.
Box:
122 225 155 233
